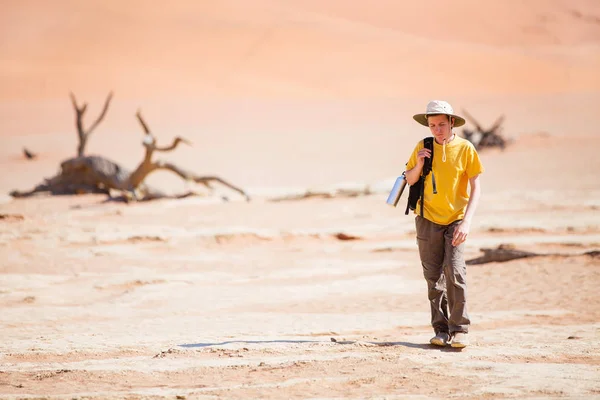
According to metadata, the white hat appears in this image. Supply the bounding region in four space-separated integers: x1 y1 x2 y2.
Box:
413 100 466 127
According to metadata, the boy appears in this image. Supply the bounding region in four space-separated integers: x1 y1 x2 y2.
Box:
405 100 483 348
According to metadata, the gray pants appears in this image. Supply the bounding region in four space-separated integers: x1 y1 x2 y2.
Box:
415 216 470 334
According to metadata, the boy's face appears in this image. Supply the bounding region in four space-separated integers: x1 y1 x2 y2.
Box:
427 114 454 143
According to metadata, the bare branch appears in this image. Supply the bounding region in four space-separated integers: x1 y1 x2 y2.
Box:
71 93 86 156
461 109 483 131
69 92 80 112
71 92 112 157
135 110 158 165
136 110 152 135
153 161 250 200
489 114 505 133
85 91 113 136
155 137 192 152
128 110 249 199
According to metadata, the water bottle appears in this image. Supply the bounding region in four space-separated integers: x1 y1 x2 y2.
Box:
386 173 407 207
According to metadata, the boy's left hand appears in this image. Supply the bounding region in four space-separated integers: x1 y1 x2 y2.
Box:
452 220 470 246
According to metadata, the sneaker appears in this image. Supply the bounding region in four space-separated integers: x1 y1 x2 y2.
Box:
450 332 469 348
429 332 449 346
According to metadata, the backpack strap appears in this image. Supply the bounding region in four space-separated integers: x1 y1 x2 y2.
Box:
420 174 425 217
422 137 433 176
405 137 438 217
420 137 437 216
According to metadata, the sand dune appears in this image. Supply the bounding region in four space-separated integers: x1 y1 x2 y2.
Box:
1 0 599 194
1 0 599 100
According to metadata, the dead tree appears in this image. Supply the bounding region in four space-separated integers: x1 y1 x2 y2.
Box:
10 155 139 198
466 244 600 265
70 92 113 156
466 244 539 265
10 94 250 202
461 109 508 151
125 110 250 201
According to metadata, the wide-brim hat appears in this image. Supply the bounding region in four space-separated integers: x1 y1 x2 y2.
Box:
413 100 466 128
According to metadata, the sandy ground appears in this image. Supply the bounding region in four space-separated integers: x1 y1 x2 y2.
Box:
1 1 600 399
0 178 599 399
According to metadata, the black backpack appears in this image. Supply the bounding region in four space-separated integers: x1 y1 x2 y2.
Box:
405 137 437 216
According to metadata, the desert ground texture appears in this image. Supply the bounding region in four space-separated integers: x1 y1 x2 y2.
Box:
1 1 600 399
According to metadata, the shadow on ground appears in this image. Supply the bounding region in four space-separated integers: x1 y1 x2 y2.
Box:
179 339 464 352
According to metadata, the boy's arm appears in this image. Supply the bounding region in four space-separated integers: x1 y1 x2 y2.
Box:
405 145 430 185
405 163 424 185
463 174 481 223
452 174 481 246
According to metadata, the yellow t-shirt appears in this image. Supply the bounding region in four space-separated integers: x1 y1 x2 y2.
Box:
406 135 483 225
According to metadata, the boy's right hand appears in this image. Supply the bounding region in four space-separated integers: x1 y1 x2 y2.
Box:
416 148 432 167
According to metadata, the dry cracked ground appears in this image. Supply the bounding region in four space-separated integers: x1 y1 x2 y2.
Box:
0 191 599 399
